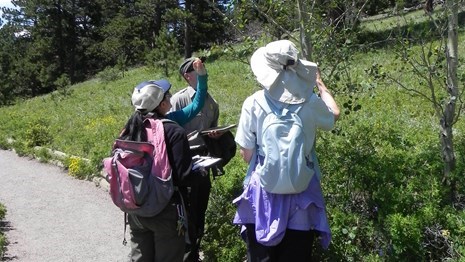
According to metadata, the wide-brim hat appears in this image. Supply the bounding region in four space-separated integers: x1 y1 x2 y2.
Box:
250 40 318 104
131 79 171 113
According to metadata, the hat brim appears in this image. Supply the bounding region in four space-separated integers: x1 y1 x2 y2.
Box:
251 47 318 104
179 58 195 75
152 79 171 93
132 83 165 112
251 47 280 88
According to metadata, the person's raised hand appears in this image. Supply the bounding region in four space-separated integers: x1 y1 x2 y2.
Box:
316 68 323 85
316 68 327 93
193 58 207 76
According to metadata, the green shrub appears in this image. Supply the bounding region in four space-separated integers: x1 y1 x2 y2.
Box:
202 156 247 261
145 27 180 77
25 119 52 148
34 147 53 163
96 66 123 83
314 82 465 261
54 74 73 97
65 156 94 180
0 203 6 258
317 209 379 261
11 139 31 157
386 213 422 260
0 203 5 220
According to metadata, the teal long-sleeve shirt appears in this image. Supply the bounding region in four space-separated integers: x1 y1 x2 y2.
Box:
165 74 207 126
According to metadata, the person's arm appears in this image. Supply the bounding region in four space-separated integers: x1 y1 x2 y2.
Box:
166 59 207 126
167 74 207 126
239 147 254 164
316 69 340 121
235 96 257 163
164 123 195 186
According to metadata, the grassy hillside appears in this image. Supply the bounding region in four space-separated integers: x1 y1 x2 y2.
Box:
360 3 465 32
0 59 254 176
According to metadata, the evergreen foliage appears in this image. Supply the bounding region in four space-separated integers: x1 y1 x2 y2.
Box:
0 0 230 103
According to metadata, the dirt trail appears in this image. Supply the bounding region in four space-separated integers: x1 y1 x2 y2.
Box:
0 149 130 261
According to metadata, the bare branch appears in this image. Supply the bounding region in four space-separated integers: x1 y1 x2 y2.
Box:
249 2 298 43
385 73 439 106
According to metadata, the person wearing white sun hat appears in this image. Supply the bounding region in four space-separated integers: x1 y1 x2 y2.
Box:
233 39 340 261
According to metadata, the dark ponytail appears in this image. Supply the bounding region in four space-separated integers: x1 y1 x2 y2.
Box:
119 111 148 142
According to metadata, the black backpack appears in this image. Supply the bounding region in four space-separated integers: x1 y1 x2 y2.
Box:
188 130 236 177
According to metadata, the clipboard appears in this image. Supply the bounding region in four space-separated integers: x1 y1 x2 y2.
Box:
199 124 237 135
192 155 222 170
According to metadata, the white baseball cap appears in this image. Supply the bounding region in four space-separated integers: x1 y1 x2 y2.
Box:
131 79 171 112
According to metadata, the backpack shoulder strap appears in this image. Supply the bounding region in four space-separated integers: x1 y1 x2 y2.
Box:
143 118 172 180
160 118 177 125
144 118 160 144
254 90 273 115
144 118 177 141
292 103 304 115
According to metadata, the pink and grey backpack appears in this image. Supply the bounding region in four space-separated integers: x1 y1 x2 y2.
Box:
102 118 175 217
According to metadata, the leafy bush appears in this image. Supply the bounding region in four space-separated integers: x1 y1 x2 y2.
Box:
314 84 465 261
96 66 123 83
442 210 465 260
34 147 54 163
386 213 422 259
54 74 73 97
65 156 94 180
25 118 52 148
202 157 247 261
0 203 6 258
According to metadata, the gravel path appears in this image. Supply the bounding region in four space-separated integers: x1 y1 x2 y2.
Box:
0 149 131 261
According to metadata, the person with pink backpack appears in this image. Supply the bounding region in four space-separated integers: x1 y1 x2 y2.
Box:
114 78 201 262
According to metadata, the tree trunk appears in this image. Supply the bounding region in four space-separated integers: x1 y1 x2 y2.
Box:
424 0 434 13
296 0 313 60
344 0 358 27
153 6 162 49
69 0 77 82
442 0 458 180
183 0 192 58
55 0 66 79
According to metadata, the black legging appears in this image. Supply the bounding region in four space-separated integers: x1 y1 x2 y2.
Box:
244 224 317 262
185 174 211 261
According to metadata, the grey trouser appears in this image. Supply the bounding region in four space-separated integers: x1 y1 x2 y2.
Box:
128 202 185 262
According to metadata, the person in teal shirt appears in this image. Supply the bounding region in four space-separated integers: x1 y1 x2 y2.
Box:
122 57 207 139
165 57 207 126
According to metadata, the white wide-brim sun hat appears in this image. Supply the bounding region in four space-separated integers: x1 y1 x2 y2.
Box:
250 40 318 104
